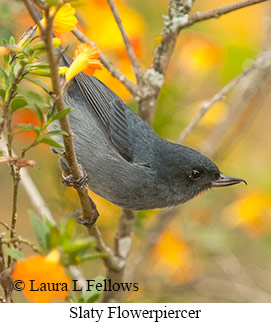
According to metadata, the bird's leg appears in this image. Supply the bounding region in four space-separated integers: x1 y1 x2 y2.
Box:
73 197 99 227
52 148 99 225
61 164 88 190
52 148 88 190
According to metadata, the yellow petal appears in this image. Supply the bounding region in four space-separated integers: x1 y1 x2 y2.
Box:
59 66 68 76
52 3 78 33
65 43 102 82
65 54 89 82
45 249 61 263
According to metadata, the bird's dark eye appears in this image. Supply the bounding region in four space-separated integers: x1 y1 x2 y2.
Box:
190 169 202 180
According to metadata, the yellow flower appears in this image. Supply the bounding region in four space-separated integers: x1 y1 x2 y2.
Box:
65 43 103 82
59 66 68 76
12 250 70 303
222 191 271 236
53 3 78 33
151 228 196 283
40 3 78 34
176 33 223 73
77 0 145 101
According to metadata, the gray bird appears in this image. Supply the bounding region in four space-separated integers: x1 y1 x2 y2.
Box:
53 56 246 210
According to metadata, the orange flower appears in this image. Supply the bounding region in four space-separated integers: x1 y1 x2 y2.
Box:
12 250 70 303
65 43 103 82
0 46 10 55
0 45 22 55
12 108 41 141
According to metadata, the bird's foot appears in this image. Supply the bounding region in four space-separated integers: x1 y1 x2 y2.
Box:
71 197 99 227
51 147 65 157
62 164 88 190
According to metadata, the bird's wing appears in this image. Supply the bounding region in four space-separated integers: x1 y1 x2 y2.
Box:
69 68 133 162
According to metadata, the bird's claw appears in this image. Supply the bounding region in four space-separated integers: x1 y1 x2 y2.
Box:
71 197 99 227
62 165 88 190
51 147 65 157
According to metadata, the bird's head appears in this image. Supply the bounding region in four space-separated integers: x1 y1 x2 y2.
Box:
159 142 246 205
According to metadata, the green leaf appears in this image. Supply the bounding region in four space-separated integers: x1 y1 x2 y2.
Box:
44 219 60 250
82 276 105 303
24 76 50 94
7 70 14 85
0 88 5 100
46 129 68 137
32 49 47 58
39 137 63 148
29 210 49 253
4 53 10 65
5 247 25 261
1 39 7 46
14 123 41 135
9 35 16 45
59 217 75 244
32 41 46 51
63 217 76 240
48 225 60 250
63 237 96 254
80 252 107 261
49 107 72 123
13 62 22 77
0 66 8 82
33 104 44 126
11 97 28 113
23 90 44 105
29 69 51 77
29 63 50 70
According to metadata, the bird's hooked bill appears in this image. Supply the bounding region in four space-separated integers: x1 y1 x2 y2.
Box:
211 173 247 187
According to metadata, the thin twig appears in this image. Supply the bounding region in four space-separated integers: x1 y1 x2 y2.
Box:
139 0 196 125
177 62 256 144
103 209 136 302
72 27 141 97
21 0 43 32
201 50 271 156
0 66 25 139
23 0 98 226
0 221 11 232
2 66 26 267
214 74 271 159
0 236 5 272
106 0 144 86
88 224 124 272
153 0 268 76
1 237 39 253
185 0 269 29
0 134 54 221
